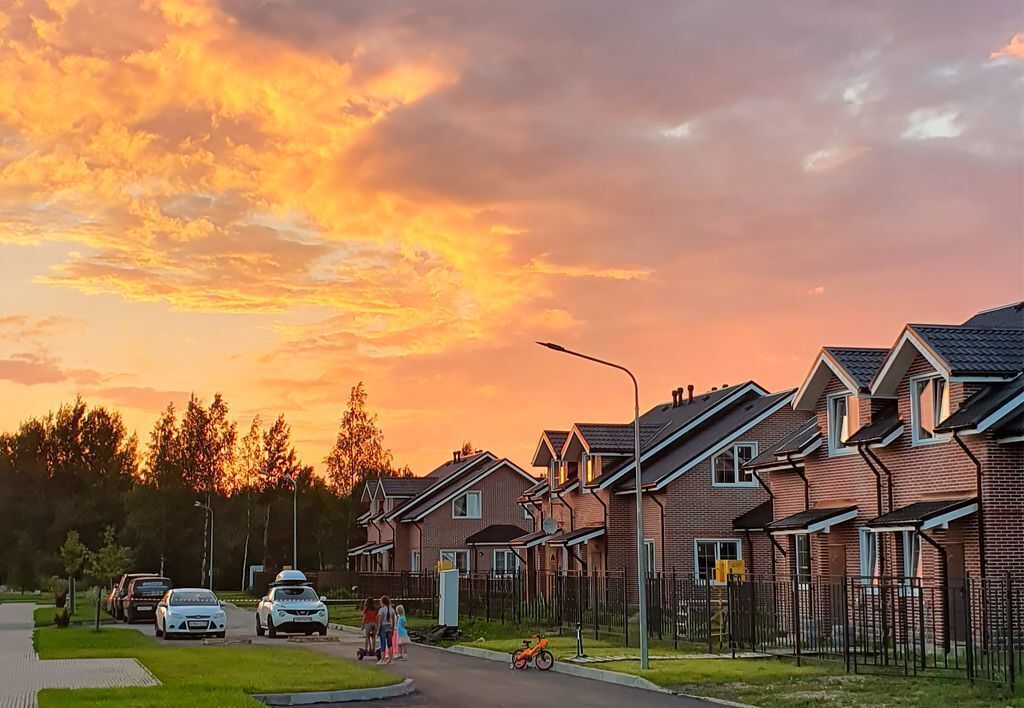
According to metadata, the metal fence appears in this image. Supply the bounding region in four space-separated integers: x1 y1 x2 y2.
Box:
352 569 1022 688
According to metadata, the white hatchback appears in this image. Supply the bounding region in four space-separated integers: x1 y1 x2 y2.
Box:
155 588 228 639
256 582 328 638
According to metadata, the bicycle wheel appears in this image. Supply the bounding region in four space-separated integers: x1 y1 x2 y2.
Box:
534 649 554 671
511 648 528 670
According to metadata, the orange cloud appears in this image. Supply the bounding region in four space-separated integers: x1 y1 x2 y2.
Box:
991 33 1024 60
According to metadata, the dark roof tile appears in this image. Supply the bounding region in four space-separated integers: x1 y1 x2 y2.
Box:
767 506 857 532
733 501 773 530
909 325 1024 377
961 302 1024 330
937 374 1024 432
466 524 530 545
846 406 902 445
824 347 889 390
867 498 976 528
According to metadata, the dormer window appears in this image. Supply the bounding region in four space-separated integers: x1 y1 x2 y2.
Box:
549 459 559 487
583 453 597 485
911 374 950 445
827 393 858 456
559 460 578 485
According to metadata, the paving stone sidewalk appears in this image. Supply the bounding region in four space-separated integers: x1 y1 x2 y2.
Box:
0 603 159 708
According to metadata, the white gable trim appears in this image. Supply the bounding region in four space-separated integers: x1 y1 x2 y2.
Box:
531 433 561 467
871 328 949 397
562 426 590 457
596 382 767 490
793 350 861 411
406 459 534 522
383 452 495 522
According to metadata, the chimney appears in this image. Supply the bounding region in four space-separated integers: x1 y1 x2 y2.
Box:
687 384 694 404
671 389 679 407
722 383 728 389
453 450 461 463
711 386 717 392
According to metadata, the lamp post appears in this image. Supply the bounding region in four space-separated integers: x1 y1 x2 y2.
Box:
261 472 298 569
535 341 649 669
194 500 213 590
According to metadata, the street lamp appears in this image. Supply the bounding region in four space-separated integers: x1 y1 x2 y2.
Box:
535 341 649 669
261 472 298 570
194 500 213 591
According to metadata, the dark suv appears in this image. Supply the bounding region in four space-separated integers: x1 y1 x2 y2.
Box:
120 576 172 623
109 573 157 619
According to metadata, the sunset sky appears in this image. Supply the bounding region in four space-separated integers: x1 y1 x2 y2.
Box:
1 0 1021 475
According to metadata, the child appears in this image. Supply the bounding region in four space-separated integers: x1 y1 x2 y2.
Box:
361 598 378 656
394 604 409 660
376 595 395 665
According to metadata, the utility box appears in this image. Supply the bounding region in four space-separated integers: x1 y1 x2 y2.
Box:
438 569 459 627
714 559 746 584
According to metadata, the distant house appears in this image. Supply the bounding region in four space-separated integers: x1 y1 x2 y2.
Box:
352 451 537 573
752 301 1024 591
517 381 810 586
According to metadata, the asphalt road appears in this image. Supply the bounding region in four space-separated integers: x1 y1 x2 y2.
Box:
124 605 713 708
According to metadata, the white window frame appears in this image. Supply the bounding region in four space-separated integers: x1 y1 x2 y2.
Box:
643 539 656 575
858 528 878 587
793 533 812 586
493 549 520 576
910 373 951 446
549 459 559 488
523 504 533 520
827 392 856 457
439 549 470 573
711 442 759 487
410 550 420 572
693 538 742 584
452 491 482 519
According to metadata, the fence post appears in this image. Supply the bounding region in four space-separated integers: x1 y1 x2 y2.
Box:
706 573 713 654
917 577 927 672
1007 572 1016 692
792 576 802 667
485 572 491 623
622 571 629 647
671 571 678 650
963 573 975 683
842 576 850 673
727 574 736 658
592 573 599 640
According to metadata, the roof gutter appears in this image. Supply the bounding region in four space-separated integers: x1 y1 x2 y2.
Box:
786 453 809 511
952 432 986 577
857 442 888 576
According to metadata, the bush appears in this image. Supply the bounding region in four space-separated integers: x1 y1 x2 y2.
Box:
53 608 70 628
54 589 68 609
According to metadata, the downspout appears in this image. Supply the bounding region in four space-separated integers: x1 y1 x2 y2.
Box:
413 521 424 572
786 453 810 511
864 446 894 513
917 530 950 652
554 487 575 531
953 432 986 577
744 529 755 574
857 443 887 575
530 499 545 531
649 493 667 574
770 535 787 578
751 469 774 502
590 489 610 573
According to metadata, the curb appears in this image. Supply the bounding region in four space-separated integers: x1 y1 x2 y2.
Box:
445 644 673 694
252 677 415 705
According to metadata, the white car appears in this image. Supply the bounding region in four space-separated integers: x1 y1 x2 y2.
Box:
256 571 329 638
155 588 228 639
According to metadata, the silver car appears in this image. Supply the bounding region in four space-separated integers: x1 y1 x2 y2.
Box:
155 588 228 639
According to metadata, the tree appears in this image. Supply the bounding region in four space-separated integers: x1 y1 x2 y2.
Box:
86 526 133 588
323 382 396 495
59 531 89 579
235 416 266 589
460 441 476 456
260 415 301 568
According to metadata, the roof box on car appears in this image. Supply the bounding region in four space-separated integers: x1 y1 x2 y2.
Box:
270 569 310 587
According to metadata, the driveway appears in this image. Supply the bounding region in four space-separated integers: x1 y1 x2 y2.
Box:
0 603 158 708
211 604 714 708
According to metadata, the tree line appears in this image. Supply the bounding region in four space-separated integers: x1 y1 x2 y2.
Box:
0 382 409 591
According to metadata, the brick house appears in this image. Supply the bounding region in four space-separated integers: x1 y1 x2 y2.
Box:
749 302 1024 592
515 381 811 587
351 451 537 573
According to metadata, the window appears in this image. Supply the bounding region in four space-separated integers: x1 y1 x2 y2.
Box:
439 549 470 572
452 491 481 519
643 539 656 575
584 454 597 484
523 504 533 520
911 375 951 445
902 531 922 579
793 534 811 584
694 540 741 582
827 393 858 456
410 550 420 572
712 443 758 486
858 528 878 582
549 459 559 487
493 549 520 576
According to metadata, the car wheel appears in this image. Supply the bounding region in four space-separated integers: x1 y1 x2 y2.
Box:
318 626 327 637
215 632 226 639
255 614 265 637
267 616 277 638
163 626 173 640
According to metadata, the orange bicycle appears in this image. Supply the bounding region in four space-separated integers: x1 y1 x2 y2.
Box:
510 634 554 671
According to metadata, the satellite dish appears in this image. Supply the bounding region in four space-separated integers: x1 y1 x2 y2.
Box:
542 517 558 535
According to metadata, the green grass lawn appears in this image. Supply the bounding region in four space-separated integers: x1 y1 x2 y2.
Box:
0 591 54 604
35 625 398 707
33 590 109 627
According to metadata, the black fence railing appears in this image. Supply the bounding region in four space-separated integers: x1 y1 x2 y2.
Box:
353 569 1022 689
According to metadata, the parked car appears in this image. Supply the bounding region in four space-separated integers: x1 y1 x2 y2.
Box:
120 576 172 623
255 570 328 638
155 588 227 639
108 573 157 619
